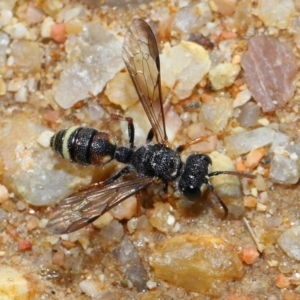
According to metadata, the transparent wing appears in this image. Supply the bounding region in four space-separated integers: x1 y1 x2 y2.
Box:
47 177 153 234
122 18 168 144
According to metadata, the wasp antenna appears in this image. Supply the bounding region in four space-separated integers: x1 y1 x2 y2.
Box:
208 171 256 179
207 181 228 218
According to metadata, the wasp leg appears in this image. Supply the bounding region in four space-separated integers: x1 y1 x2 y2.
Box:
206 180 228 218
77 165 133 193
176 134 212 153
110 114 135 149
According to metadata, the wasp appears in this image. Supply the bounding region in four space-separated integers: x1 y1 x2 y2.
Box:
47 19 255 234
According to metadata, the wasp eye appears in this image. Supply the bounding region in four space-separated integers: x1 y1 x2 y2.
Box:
182 186 201 201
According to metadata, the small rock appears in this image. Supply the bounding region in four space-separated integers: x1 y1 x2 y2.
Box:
173 2 213 35
0 9 12 27
55 23 123 109
149 202 176 233
241 36 298 112
270 132 290 153
236 101 260 127
41 16 55 38
112 236 148 292
11 40 41 74
105 71 139 110
0 184 8 203
150 234 244 296
209 62 241 90
224 127 275 156
257 0 295 29
79 279 100 297
110 195 137 220
233 89 252 108
270 154 299 184
199 98 233 133
213 0 237 16
161 40 211 100
278 226 300 260
0 266 29 299
209 151 243 216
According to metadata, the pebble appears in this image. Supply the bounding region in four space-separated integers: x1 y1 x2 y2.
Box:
79 279 100 297
173 2 213 35
55 23 123 109
213 0 236 16
105 71 139 110
278 226 300 260
8 22 28 39
233 89 252 108
150 234 244 296
224 127 275 156
0 9 12 27
257 0 295 29
0 115 93 206
236 101 260 127
110 195 137 220
241 35 297 112
112 236 148 292
209 151 243 216
199 98 233 133
0 266 29 299
160 41 211 100
270 154 299 184
209 62 241 90
11 40 41 74
40 16 55 38
0 184 9 203
37 130 54 148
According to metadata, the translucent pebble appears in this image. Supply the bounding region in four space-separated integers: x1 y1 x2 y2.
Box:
209 62 241 90
0 115 93 206
150 234 244 296
79 280 100 297
41 16 55 38
278 226 300 260
209 151 243 217
257 0 295 29
236 101 260 127
0 266 29 298
233 89 252 108
112 236 148 292
224 127 275 156
173 3 213 35
270 132 290 153
270 154 299 184
0 9 12 27
241 36 297 112
0 31 9 68
199 98 233 133
213 0 237 16
11 40 41 74
160 41 211 100
105 71 139 110
55 23 123 109
8 22 28 39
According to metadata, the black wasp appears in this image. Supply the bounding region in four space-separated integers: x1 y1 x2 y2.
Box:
47 19 254 234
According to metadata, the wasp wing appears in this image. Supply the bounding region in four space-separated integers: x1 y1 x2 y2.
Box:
47 177 153 234
122 18 167 144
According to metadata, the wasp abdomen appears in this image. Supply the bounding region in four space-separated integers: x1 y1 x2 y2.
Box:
50 126 117 166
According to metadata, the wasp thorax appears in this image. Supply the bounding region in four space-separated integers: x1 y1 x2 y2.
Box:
51 126 117 166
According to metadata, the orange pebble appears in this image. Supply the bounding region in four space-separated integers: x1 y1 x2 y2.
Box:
243 195 257 208
236 160 246 172
244 148 265 168
242 247 259 264
51 23 66 43
18 240 32 251
227 296 252 300
276 273 290 288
